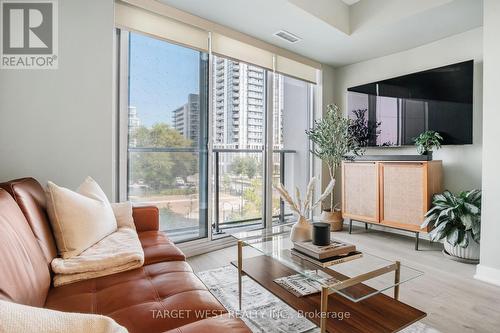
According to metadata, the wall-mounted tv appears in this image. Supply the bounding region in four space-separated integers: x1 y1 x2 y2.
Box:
347 60 473 147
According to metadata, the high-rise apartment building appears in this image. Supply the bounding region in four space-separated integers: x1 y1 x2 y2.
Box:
172 93 200 144
213 57 267 150
128 106 141 147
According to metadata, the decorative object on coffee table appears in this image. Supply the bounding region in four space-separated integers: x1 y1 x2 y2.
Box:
421 189 481 261
274 177 334 242
291 216 313 242
293 239 356 260
292 237 361 267
306 104 363 231
414 130 443 158
291 249 363 268
312 222 331 246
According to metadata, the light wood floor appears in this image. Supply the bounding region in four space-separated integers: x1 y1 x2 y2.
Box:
187 224 500 333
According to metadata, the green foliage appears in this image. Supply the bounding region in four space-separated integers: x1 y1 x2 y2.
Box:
348 109 381 147
230 156 260 179
243 178 262 216
422 189 481 247
129 123 197 191
305 104 362 209
414 130 443 155
224 178 280 221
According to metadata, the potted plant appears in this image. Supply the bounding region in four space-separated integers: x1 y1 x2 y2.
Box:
306 104 362 231
414 130 443 157
421 189 481 261
274 177 335 242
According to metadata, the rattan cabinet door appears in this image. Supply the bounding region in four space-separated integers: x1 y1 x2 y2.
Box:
381 163 426 229
342 162 379 222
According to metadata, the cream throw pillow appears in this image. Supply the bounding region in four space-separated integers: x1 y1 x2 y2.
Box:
46 177 117 259
111 202 136 230
0 300 128 333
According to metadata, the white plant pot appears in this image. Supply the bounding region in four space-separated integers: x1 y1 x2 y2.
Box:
444 233 480 260
290 216 312 242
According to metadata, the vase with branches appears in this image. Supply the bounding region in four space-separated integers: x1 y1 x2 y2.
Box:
274 178 335 242
305 104 363 229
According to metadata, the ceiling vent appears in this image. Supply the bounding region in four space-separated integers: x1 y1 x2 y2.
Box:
274 30 301 44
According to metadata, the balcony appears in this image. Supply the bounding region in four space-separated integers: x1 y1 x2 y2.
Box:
211 149 296 236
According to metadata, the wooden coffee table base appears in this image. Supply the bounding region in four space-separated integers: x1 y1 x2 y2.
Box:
232 255 425 333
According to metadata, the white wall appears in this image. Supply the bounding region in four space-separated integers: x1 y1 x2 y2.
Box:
319 64 336 208
332 28 483 204
475 0 500 286
0 0 115 197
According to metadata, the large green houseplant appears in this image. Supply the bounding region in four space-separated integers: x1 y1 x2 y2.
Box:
421 189 481 261
306 104 362 230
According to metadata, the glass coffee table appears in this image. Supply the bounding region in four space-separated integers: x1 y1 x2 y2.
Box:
231 224 424 333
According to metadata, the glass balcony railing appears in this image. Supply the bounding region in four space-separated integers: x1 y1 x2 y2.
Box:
128 148 296 241
212 148 296 237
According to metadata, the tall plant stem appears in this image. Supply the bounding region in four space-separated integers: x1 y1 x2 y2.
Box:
328 164 335 211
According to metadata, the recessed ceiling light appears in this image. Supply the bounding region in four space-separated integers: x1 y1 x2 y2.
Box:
273 30 302 44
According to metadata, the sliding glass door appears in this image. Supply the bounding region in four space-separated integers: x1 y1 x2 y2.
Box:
212 55 266 234
272 74 315 224
124 31 208 243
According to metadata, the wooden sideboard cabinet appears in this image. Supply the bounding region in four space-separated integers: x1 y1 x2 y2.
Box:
342 160 443 249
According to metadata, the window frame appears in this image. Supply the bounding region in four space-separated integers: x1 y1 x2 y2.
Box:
116 28 321 245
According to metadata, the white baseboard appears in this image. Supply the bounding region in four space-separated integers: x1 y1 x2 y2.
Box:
474 264 500 287
178 236 236 258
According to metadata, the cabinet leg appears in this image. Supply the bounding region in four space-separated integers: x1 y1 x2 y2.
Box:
415 232 419 251
348 219 352 234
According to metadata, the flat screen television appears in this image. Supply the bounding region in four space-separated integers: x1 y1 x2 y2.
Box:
347 60 473 147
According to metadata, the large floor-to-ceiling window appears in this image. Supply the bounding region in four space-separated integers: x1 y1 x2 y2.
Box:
115 3 319 244
121 31 209 243
272 74 315 223
211 56 267 234
211 59 316 234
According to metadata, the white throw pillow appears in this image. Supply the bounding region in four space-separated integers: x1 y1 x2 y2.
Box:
0 300 128 333
46 177 117 259
111 202 136 230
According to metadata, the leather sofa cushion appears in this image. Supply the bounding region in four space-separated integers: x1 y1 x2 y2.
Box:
0 177 57 265
164 314 251 333
0 189 51 307
45 261 228 333
139 231 186 265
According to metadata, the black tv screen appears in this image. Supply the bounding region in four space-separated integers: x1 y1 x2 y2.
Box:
347 60 473 147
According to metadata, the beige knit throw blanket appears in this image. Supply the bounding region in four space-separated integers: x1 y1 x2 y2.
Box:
0 300 128 333
51 227 144 287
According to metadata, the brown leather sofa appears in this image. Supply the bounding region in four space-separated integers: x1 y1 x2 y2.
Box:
0 178 250 333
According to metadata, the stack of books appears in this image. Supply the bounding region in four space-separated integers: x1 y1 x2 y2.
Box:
291 239 362 268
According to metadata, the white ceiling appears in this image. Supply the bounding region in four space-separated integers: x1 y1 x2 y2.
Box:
342 0 360 5
159 0 483 67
